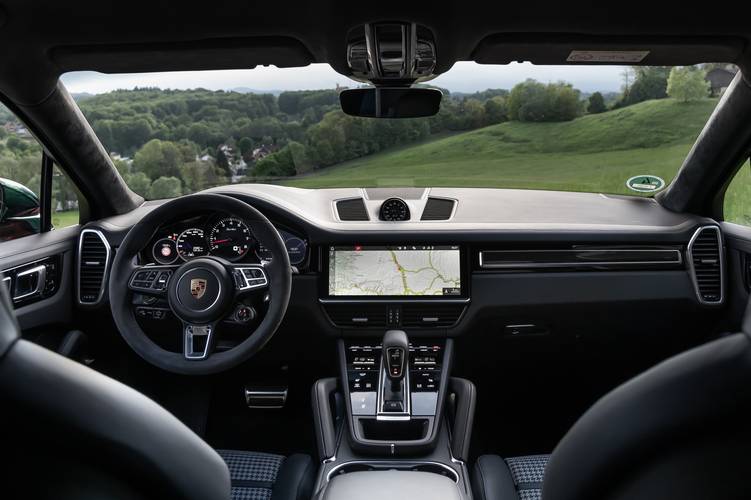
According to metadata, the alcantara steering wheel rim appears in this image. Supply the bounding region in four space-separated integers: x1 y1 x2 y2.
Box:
108 193 292 375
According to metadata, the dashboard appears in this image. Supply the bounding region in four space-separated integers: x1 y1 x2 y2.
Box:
80 185 724 345
141 212 308 267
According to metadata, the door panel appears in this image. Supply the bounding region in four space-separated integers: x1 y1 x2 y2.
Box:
0 224 78 330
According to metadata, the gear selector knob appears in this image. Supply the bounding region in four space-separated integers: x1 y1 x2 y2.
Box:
382 330 409 385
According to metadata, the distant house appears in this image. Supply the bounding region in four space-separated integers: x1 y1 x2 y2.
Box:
3 122 29 136
250 145 273 163
706 66 738 96
109 152 132 165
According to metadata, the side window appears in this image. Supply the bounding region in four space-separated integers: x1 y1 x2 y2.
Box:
52 165 81 229
724 159 751 226
0 103 81 241
0 107 42 242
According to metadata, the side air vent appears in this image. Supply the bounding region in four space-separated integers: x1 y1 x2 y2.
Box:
421 197 456 221
401 304 466 328
687 226 724 304
78 229 111 304
336 198 369 221
323 303 388 328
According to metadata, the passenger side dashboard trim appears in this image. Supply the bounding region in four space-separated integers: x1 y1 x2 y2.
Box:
478 248 683 270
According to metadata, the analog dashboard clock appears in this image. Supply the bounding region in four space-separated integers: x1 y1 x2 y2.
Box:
379 198 411 221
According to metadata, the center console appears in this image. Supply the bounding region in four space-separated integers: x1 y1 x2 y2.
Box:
343 333 450 454
312 328 476 499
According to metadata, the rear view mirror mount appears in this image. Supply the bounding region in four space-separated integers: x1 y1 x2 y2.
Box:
339 87 442 118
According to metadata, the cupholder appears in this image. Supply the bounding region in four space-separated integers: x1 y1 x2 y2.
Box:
328 461 459 483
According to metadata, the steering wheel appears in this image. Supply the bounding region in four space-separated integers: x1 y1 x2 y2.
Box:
109 193 292 375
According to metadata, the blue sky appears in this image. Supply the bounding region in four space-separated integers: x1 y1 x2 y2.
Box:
61 62 626 95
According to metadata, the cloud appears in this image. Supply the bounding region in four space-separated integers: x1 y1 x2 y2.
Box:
61 62 626 95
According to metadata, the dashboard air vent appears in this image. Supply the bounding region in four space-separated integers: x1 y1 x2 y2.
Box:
687 226 723 304
401 304 466 328
421 198 456 221
323 303 388 328
336 198 369 221
78 229 111 304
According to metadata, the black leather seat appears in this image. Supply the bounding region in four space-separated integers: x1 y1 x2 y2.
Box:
0 286 312 500
472 331 751 500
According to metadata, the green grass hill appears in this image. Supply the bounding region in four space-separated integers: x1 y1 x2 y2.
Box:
285 98 718 196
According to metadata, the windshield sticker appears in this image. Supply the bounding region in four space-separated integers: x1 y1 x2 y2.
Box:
626 175 665 193
567 50 650 63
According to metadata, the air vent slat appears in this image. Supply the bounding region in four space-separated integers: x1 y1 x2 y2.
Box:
687 226 723 304
336 198 369 221
78 230 110 304
323 304 388 328
421 198 455 221
401 304 466 328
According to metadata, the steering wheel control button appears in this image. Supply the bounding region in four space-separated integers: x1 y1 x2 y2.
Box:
135 307 169 320
234 305 256 323
234 266 268 291
130 267 172 292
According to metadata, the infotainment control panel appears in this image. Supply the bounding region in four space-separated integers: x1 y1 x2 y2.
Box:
345 341 444 417
326 245 465 298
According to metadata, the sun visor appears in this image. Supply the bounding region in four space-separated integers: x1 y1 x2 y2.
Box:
50 36 314 73
472 35 745 66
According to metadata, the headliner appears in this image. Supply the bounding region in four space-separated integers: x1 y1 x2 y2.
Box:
0 1 749 104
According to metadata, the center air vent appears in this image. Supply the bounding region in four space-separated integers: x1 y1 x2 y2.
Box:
323 303 388 328
421 198 456 221
687 226 724 304
401 304 466 328
336 198 369 221
78 229 111 304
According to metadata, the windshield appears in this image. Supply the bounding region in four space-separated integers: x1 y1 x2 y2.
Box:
59 62 731 199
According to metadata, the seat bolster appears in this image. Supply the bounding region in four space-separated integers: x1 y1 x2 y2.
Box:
472 455 520 500
272 454 315 500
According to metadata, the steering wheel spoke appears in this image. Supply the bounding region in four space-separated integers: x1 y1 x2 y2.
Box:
183 322 216 360
231 264 269 294
128 265 177 296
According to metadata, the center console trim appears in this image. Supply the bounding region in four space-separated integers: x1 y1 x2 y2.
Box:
325 460 460 483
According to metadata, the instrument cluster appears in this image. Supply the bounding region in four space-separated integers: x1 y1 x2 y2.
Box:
145 213 308 266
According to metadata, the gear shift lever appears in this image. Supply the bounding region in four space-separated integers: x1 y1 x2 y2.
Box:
382 330 409 412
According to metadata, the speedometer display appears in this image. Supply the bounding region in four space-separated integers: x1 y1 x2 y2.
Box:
176 228 208 260
209 218 253 261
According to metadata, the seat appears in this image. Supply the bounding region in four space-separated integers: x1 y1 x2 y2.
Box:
473 454 549 500
472 331 751 500
0 284 313 500
218 450 314 500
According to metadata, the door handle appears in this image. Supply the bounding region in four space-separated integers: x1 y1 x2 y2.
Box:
13 264 46 301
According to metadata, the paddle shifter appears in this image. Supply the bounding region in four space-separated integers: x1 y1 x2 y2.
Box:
381 330 409 413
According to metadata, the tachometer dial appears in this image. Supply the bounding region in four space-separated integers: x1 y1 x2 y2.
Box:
176 228 208 260
209 218 253 261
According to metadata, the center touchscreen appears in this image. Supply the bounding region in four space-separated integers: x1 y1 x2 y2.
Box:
328 245 461 296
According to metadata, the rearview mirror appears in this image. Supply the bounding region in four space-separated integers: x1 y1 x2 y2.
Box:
339 87 442 118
